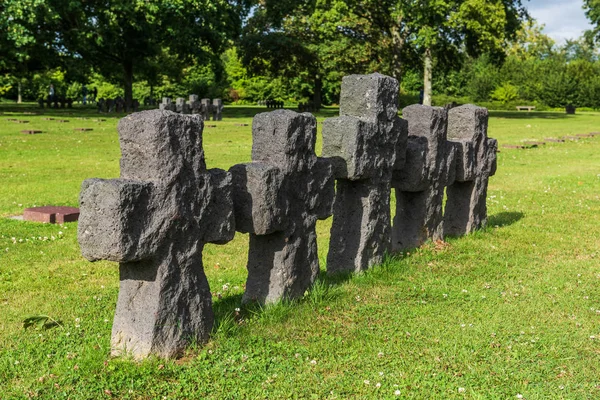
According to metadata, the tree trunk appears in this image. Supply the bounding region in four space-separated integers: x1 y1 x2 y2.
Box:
123 61 134 112
313 75 322 111
390 18 404 86
17 81 22 104
423 47 433 106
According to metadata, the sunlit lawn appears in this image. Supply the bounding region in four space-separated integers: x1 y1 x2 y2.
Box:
1 103 599 398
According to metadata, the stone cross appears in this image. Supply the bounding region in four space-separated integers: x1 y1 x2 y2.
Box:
159 97 176 112
444 104 498 236
212 99 224 121
391 105 456 251
189 94 201 114
176 97 191 114
201 98 211 120
321 73 407 274
78 110 235 359
230 110 334 304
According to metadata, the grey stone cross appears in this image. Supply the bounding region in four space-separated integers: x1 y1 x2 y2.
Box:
176 97 191 114
189 95 201 114
212 99 224 121
78 110 235 359
391 105 456 251
321 73 407 273
230 109 334 304
201 98 211 121
159 97 176 112
444 104 498 236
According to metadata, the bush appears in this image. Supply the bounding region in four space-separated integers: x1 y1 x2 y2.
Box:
491 83 519 104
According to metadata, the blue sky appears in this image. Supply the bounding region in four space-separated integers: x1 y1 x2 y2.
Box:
526 0 593 43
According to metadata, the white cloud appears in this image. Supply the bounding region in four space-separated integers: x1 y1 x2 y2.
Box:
526 0 593 43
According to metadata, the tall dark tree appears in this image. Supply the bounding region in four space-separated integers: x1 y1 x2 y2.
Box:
12 0 250 108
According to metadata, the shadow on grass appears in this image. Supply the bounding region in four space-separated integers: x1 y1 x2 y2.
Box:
488 211 524 228
489 111 569 120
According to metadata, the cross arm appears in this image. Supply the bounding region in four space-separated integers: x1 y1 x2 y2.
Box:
78 178 153 263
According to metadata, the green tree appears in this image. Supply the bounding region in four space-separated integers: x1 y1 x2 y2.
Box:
12 0 249 108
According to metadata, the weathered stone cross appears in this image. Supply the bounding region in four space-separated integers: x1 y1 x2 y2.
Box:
230 109 334 304
322 73 407 273
391 105 456 251
78 110 235 359
444 104 498 236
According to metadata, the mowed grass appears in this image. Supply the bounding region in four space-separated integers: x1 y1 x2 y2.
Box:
0 103 599 399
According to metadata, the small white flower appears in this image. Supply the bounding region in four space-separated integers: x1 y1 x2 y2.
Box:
235 308 241 312
458 387 465 393
363 380 370 385
516 395 523 399
462 289 468 293
310 359 317 365
375 382 381 388
394 390 401 396
443 293 448 298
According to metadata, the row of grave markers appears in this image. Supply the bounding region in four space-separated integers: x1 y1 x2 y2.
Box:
77 73 497 359
160 96 224 121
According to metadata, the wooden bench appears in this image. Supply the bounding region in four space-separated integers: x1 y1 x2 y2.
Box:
516 106 535 112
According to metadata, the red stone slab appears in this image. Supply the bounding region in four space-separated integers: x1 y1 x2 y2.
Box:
576 133 594 138
234 123 249 127
563 136 580 140
23 206 80 224
502 144 526 149
589 132 600 136
21 130 43 134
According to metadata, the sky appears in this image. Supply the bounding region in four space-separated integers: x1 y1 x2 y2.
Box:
525 0 593 44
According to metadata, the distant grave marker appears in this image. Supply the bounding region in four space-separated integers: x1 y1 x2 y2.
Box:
21 130 43 134
74 128 93 132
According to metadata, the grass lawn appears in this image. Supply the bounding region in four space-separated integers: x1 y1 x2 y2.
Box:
1 103 599 399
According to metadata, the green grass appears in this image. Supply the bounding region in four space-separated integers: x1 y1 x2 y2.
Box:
1 103 600 398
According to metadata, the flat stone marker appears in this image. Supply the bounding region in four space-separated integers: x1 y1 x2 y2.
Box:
589 132 600 136
43 118 55 121
7 118 18 121
391 105 456 251
78 110 235 359
502 144 526 149
234 123 249 127
74 128 93 132
23 206 80 223
563 136 580 140
576 133 594 138
21 130 43 134
94 119 106 122
57 120 70 123
230 109 334 304
545 138 565 142
16 120 29 123
205 124 217 128
322 73 406 273
523 141 545 146
444 105 498 237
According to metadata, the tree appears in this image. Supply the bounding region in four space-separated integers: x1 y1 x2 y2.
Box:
13 0 249 109
584 0 600 41
240 0 383 108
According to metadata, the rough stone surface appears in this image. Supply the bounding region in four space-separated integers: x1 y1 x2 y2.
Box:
391 105 456 251
78 110 235 359
322 73 407 273
23 206 80 223
443 105 498 236
230 110 334 304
